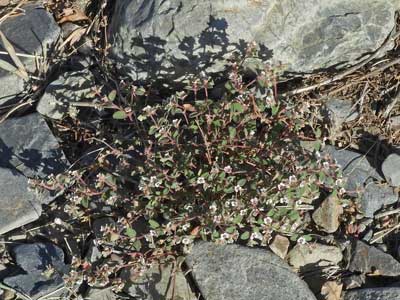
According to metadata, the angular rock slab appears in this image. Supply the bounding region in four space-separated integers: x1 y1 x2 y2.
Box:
0 167 46 235
111 0 398 85
0 113 69 179
37 69 96 120
0 3 60 107
360 182 398 218
345 288 400 300
382 153 400 187
349 240 400 276
186 241 317 300
3 243 68 299
323 146 381 194
287 243 343 269
124 263 197 300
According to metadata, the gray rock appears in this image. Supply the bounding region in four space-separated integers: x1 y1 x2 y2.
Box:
185 241 317 300
382 153 400 187
359 181 398 218
124 262 196 300
312 195 343 233
323 145 381 194
344 288 400 300
0 113 69 179
349 240 400 276
287 243 343 269
3 243 68 299
323 98 359 127
111 0 397 86
342 275 364 290
86 287 117 300
0 167 46 235
37 70 95 120
0 3 60 108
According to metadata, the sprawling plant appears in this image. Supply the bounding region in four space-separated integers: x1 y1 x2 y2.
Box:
45 55 344 287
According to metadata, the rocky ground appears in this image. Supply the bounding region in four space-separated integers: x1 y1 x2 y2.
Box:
1 0 400 300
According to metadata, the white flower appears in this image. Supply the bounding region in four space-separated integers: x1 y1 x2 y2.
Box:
289 175 297 184
263 217 273 224
182 223 190 231
249 130 255 136
260 188 267 194
335 179 343 186
209 203 217 213
213 215 222 224
234 185 243 193
221 233 230 240
240 209 248 216
278 182 286 191
197 177 205 185
339 187 346 195
184 204 193 212
172 119 180 127
182 237 192 245
142 105 152 112
250 232 263 240
297 237 307 245
250 197 259 206
224 165 232 173
323 161 330 169
54 218 62 225
279 197 288 204
230 200 237 207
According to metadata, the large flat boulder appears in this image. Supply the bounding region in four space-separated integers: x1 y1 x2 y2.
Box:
0 113 69 234
110 0 398 85
0 167 45 235
3 243 68 299
0 113 69 179
0 3 60 108
186 241 317 300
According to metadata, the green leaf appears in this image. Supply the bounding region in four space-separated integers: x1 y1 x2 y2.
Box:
233 215 243 224
136 87 146 96
149 219 160 229
125 227 137 238
133 240 142 251
229 127 236 140
226 226 236 234
113 110 127 120
108 90 117 101
225 81 235 93
231 102 244 113
237 178 247 187
224 187 234 193
81 197 89 208
271 104 279 116
315 128 322 138
240 231 250 240
288 210 300 221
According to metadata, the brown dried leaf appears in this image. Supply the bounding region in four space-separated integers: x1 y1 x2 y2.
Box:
321 281 342 300
183 103 196 112
58 27 87 50
58 9 89 24
190 226 200 237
